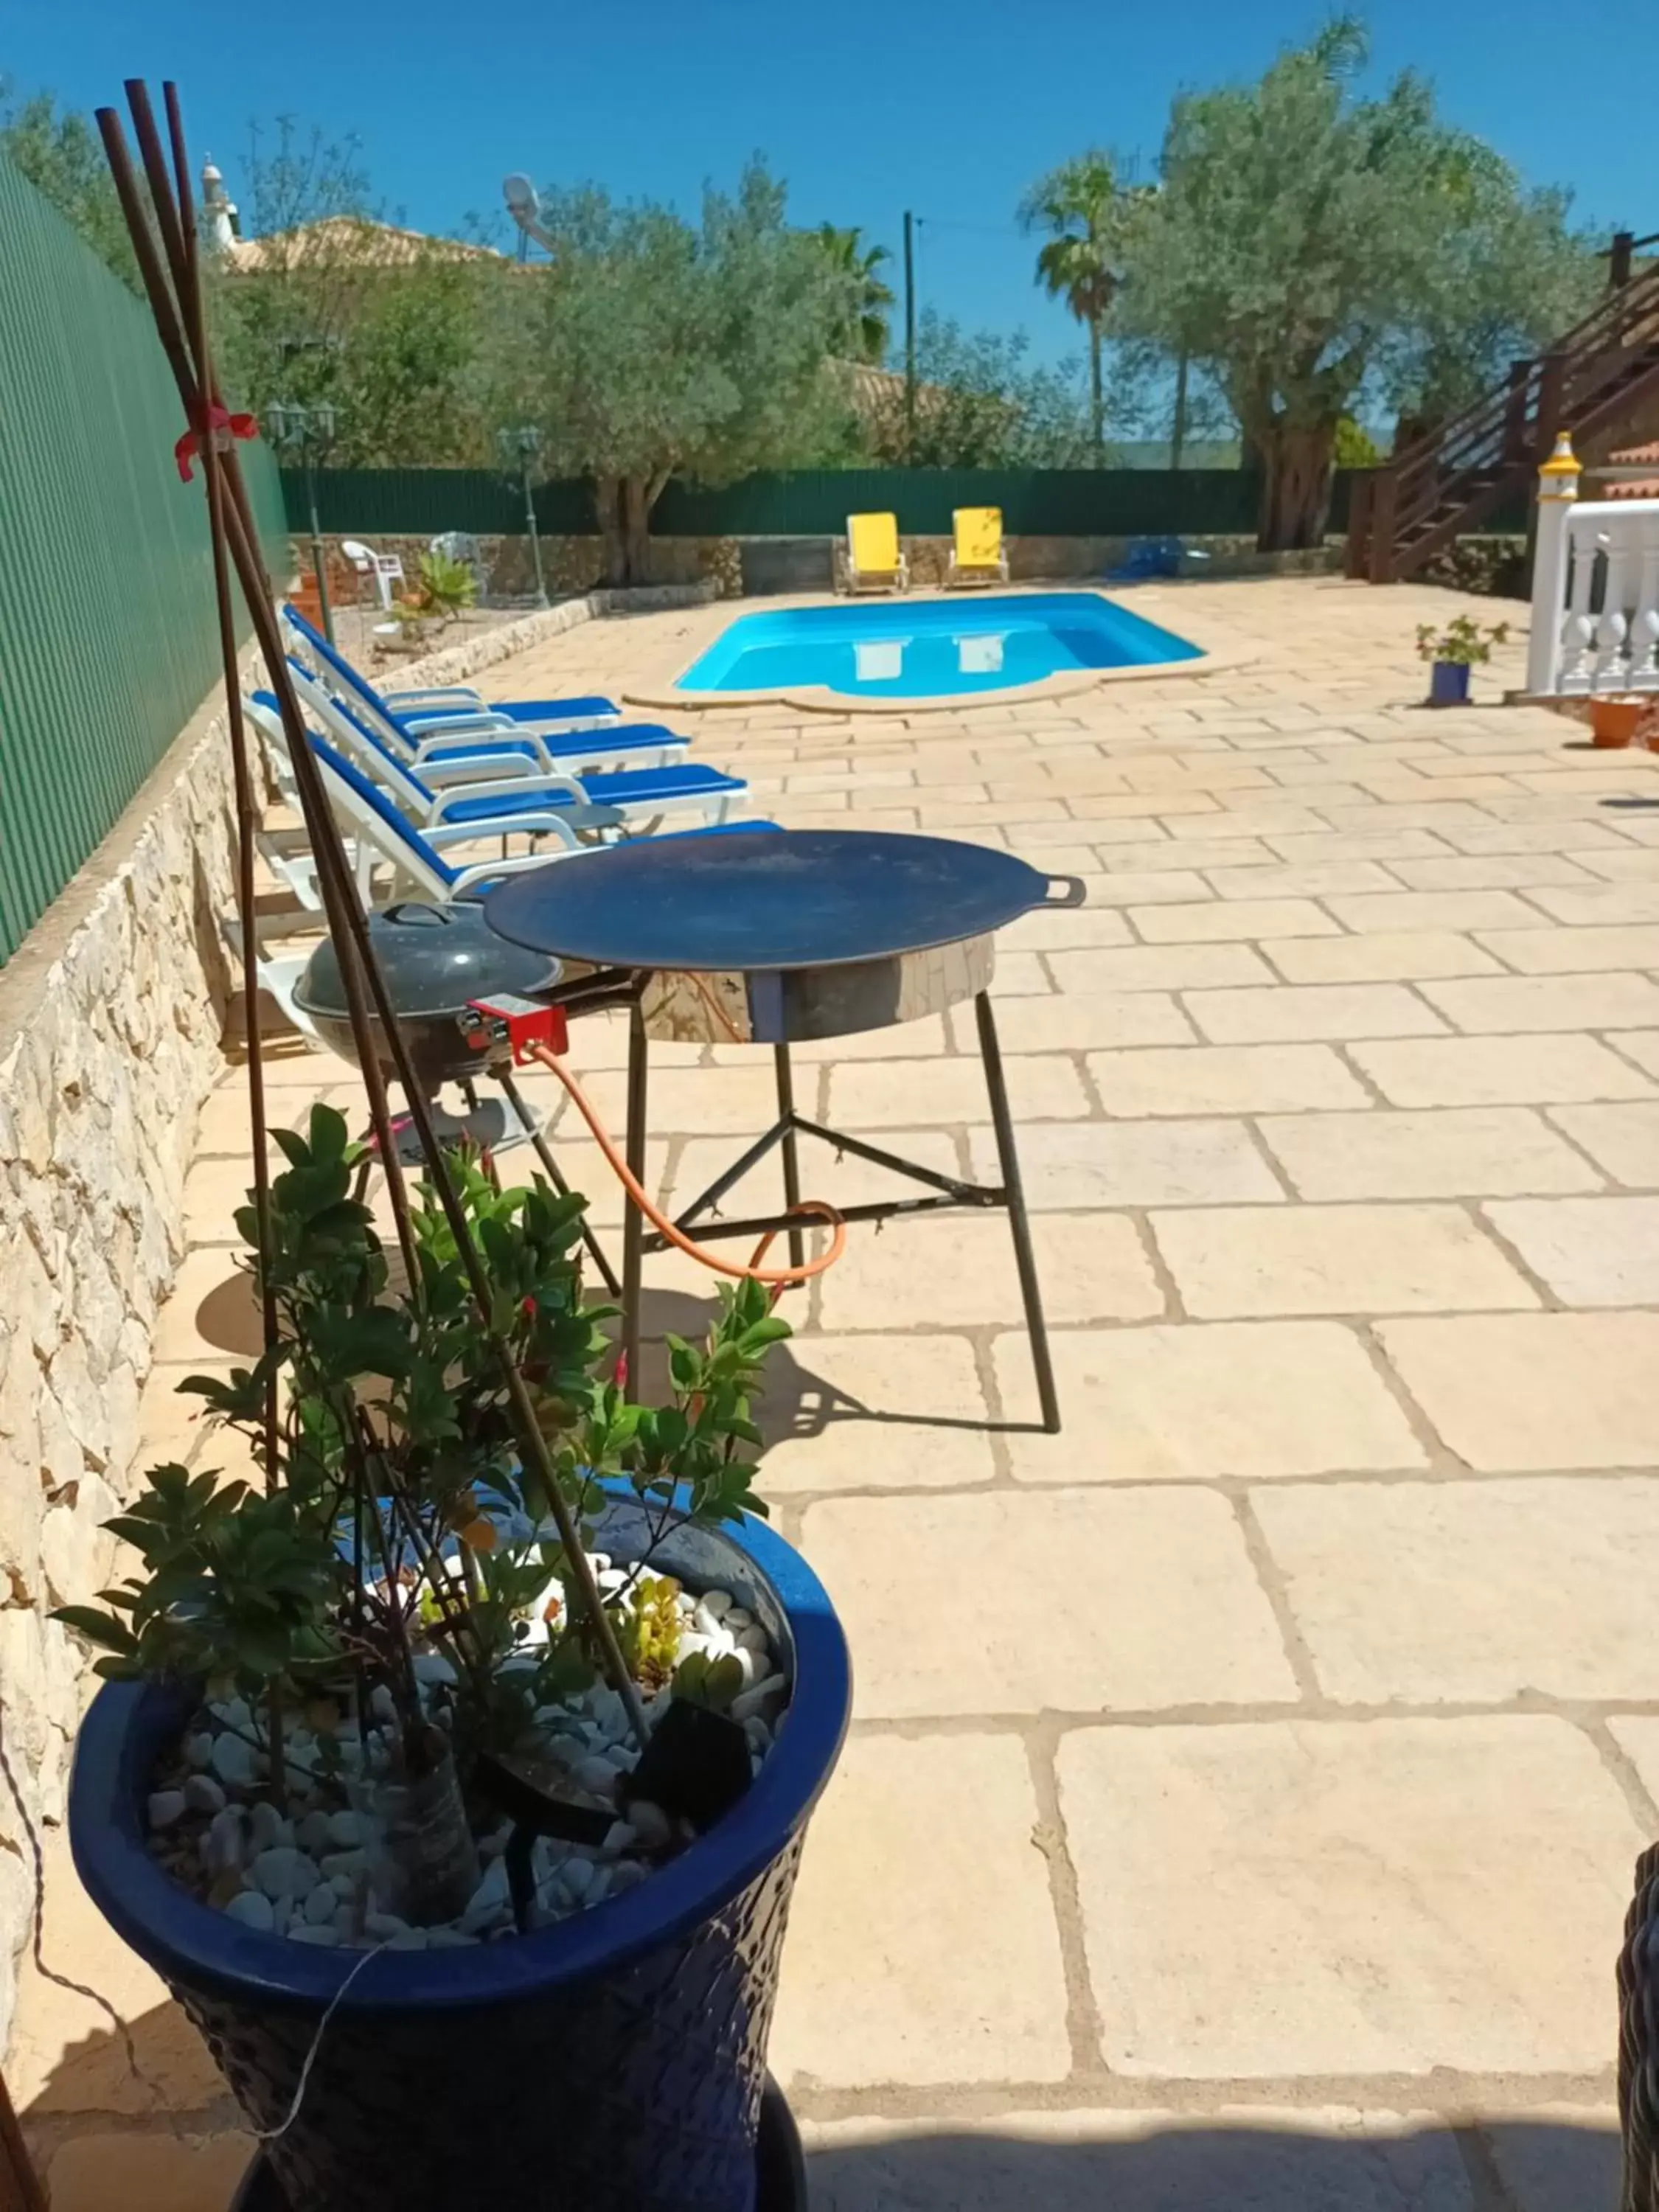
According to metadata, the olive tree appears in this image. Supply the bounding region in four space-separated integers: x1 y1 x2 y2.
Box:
207 123 495 467
487 164 855 584
1116 18 1597 549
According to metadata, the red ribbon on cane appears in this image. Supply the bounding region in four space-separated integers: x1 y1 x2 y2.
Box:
175 403 257 482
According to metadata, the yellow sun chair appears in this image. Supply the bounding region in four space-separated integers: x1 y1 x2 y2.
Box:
946 506 1009 588
841 512 910 594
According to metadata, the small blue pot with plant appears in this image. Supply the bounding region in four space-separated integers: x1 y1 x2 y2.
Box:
1416 614 1510 708
64 1110 849 2211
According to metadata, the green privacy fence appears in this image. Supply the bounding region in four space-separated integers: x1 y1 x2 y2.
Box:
285 464 1361 541
0 147 290 964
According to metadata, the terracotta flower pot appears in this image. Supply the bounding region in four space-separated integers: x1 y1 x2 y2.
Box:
1592 698 1648 749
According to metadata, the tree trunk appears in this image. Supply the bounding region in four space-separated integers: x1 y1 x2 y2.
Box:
1089 318 1104 462
622 476 655 587
1253 419 1339 552
592 473 627 586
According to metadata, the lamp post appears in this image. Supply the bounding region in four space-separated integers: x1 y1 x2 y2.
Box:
500 425 549 608
267 398 338 645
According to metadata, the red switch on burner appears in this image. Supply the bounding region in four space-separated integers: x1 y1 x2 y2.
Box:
459 995 570 1065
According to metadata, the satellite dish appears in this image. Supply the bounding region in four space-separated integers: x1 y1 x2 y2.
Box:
502 172 556 260
502 173 540 220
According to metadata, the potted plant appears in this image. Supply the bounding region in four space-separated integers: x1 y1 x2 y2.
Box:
1414 613 1509 706
61 1107 847 2211
1588 697 1658 750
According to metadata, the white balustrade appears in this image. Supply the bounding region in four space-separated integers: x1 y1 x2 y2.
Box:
1528 434 1659 697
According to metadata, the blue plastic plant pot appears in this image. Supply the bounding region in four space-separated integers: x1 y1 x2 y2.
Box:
1429 659 1470 707
68 1492 851 2212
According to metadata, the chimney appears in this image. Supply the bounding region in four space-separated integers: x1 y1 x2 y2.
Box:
200 156 240 251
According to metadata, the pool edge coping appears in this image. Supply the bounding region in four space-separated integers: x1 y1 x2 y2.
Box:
617 585 1258 717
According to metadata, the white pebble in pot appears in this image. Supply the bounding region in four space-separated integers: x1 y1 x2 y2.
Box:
223 1890 275 1933
146 1790 187 1832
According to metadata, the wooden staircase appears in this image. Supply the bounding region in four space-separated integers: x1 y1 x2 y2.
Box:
1349 256 1659 583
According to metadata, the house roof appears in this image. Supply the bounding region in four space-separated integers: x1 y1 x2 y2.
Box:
223 218 504 273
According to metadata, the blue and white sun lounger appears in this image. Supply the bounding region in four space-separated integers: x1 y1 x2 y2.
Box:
245 699 775 908
251 689 748 847
282 602 625 734
281 658 690 787
279 605 689 777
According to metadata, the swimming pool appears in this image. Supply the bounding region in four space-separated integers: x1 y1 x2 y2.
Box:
676 591 1202 702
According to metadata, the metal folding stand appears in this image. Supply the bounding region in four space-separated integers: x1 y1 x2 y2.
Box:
616 986 1060 1433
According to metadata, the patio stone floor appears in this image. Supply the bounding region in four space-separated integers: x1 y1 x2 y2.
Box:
15 576 1659 2207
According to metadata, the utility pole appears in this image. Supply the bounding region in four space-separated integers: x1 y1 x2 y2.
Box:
903 209 917 460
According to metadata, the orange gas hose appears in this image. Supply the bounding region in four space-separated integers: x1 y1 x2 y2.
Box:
527 1042 846 1287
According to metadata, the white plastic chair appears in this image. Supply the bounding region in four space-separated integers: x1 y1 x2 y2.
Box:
341 540 405 611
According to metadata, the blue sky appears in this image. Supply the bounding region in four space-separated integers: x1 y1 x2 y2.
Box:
4 0 1646 367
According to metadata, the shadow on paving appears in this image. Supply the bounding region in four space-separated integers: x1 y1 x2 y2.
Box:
801 2114 1622 2212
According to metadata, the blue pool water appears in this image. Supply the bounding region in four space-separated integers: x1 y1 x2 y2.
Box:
678 591 1202 700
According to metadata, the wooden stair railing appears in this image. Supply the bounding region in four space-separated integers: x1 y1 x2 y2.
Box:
1349 258 1659 582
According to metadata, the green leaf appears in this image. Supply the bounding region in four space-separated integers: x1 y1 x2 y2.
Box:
52 1607 139 1655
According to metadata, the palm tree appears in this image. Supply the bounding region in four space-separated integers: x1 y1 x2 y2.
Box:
815 223 896 366
1019 151 1138 459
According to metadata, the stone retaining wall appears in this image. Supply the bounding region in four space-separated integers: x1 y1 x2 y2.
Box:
0 582 711 2053
0 675 246 2048
305 532 740 605
313 529 1341 605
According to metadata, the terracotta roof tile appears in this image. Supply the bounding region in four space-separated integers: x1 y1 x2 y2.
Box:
1605 476 1659 499
1608 441 1659 466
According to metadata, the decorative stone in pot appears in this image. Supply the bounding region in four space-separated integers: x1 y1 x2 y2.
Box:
69 1493 849 2212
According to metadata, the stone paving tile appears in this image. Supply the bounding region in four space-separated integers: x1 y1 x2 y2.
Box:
1094 838 1279 874
1324 889 1548 933
1000 905 1138 951
826 1054 1092 1127
1046 943 1278 993
1257 1107 1604 1200
993 1321 1425 1481
1162 804 1329 838
1347 1034 1656 1107
1476 924 1659 973
1383 855 1599 893
43 2133 253 2212
1547 1102 1659 1186
1255 1478 1659 1700
1126 896 1341 942
1606 1030 1659 1079
1205 860 1401 900
1525 883 1659 926
1260 931 1503 984
149 1245 265 1364
1416 973 1659 1034
757 1332 995 1492
967 1117 1284 1209
984 950 1054 995
1481 2112 1623 2212
1377 1313 1659 1470
1152 1203 1537 1318
1060 1717 1646 2076
1606 1717 1659 1811
770 1735 1071 2089
1482 1197 1659 1306
1087 1043 1371 1116
580 1062 803 1136
801 2107 1478 2211
800 1488 1297 1717
1263 829 1456 865
947 990 1195 1052
814 1209 1165 1332
1182 984 1447 1045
